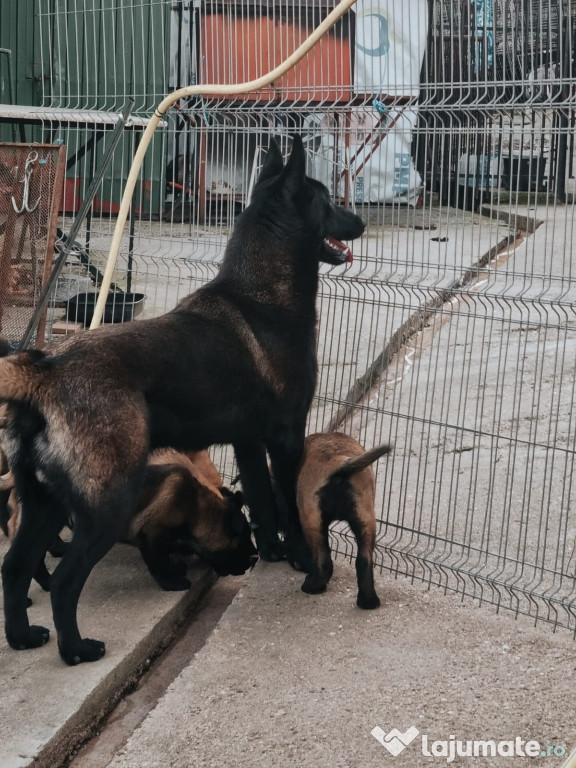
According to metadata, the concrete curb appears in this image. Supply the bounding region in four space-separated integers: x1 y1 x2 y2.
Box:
0 540 216 768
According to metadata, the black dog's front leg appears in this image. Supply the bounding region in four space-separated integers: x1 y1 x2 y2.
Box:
50 497 133 665
233 441 283 562
267 428 313 572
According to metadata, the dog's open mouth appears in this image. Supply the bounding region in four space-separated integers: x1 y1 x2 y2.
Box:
323 236 353 264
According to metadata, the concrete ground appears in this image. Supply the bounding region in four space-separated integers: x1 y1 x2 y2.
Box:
2 549 573 768
83 561 576 768
0 540 216 768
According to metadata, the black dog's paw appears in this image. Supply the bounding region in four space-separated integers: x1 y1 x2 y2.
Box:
60 638 106 665
283 540 314 573
256 539 285 563
301 575 328 595
7 624 50 650
357 592 381 610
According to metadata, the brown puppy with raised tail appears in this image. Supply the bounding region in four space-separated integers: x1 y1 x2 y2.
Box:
296 433 392 609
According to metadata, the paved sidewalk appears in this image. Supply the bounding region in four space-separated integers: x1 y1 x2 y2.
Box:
102 560 576 768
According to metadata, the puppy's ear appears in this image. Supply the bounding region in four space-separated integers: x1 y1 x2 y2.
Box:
282 134 306 190
255 139 284 187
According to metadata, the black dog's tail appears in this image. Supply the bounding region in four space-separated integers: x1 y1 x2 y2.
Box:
0 349 46 404
329 443 393 481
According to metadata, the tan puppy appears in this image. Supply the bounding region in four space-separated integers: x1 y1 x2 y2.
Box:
0 468 17 537
0 457 18 543
128 448 256 590
184 450 226 489
296 433 392 609
0 449 256 593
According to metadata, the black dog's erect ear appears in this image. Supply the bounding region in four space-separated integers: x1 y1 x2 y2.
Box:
256 139 284 187
282 134 306 189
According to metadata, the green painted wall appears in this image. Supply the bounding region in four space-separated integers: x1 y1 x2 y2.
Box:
44 0 169 113
0 0 43 141
0 0 170 214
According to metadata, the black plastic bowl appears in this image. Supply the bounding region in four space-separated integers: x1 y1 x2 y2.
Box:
65 292 145 327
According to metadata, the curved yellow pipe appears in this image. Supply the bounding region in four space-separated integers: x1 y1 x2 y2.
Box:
90 0 357 329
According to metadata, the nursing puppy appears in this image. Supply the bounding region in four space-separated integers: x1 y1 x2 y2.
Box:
296 433 392 609
129 448 255 590
0 449 255 592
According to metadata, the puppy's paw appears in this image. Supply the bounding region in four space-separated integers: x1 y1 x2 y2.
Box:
60 637 106 665
7 624 50 650
357 592 380 610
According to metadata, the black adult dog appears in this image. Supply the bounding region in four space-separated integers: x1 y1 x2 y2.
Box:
0 135 365 664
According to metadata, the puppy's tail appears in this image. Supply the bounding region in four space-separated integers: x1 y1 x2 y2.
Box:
0 349 46 404
330 443 393 481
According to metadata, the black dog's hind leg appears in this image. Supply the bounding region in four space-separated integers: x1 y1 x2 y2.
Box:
31 532 69 592
49 498 130 665
2 484 66 650
30 535 67 595
0 489 11 538
233 441 283 562
33 559 52 592
267 429 312 571
48 534 68 558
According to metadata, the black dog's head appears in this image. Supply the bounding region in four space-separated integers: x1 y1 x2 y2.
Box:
252 135 365 266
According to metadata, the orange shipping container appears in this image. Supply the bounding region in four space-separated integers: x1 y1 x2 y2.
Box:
200 8 352 104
